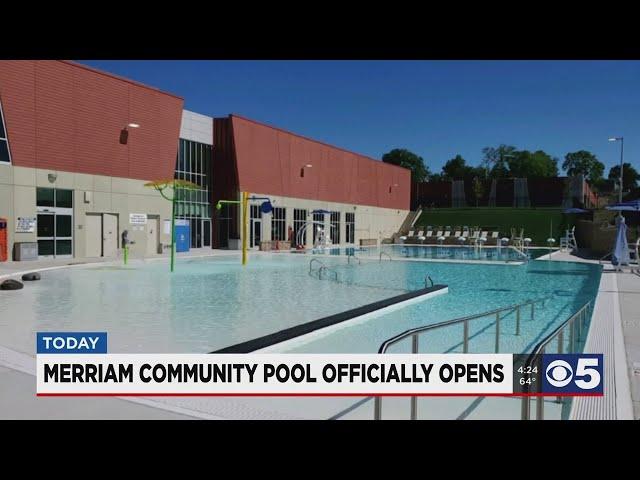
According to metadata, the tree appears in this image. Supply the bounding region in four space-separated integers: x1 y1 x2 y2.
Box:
472 177 484 207
562 150 605 183
608 162 640 193
481 144 517 178
382 148 430 183
441 155 484 180
441 155 468 179
507 150 558 178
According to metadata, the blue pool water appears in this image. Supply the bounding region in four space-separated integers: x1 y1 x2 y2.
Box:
0 253 600 359
311 245 549 262
277 258 600 355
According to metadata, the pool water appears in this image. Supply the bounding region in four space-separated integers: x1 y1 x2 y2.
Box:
0 253 600 361
277 258 600 355
311 245 549 262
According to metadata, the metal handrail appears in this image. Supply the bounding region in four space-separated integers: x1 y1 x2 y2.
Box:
424 275 434 288
374 296 548 420
318 266 339 282
379 251 392 262
510 244 529 260
347 255 361 265
309 258 325 273
520 300 592 420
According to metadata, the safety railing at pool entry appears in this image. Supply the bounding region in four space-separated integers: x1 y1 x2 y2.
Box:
347 255 362 265
309 258 325 274
424 275 434 288
379 251 392 262
318 266 339 282
309 258 340 283
373 297 548 420
510 245 529 261
520 300 592 421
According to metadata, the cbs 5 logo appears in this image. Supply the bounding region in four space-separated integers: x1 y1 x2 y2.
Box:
542 354 603 394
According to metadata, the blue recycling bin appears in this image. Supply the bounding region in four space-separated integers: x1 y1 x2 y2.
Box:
175 220 190 253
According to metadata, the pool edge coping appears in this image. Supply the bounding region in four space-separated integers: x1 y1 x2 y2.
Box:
211 285 449 354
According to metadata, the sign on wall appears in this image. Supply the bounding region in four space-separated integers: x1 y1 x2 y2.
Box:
163 220 172 235
129 213 147 225
16 217 37 233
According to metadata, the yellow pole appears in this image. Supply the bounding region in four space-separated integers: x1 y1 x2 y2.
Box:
242 191 249 265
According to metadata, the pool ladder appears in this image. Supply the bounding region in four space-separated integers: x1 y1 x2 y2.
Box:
347 255 362 265
379 251 392 262
373 296 550 420
309 258 340 283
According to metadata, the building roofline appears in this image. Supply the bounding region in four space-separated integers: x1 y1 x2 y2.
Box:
225 113 410 174
62 61 184 101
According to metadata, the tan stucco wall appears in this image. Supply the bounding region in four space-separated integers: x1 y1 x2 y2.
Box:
238 191 409 248
0 165 172 260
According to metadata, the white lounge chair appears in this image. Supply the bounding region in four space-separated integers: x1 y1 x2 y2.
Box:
399 229 415 241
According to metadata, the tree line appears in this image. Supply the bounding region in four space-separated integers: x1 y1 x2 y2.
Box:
382 145 639 194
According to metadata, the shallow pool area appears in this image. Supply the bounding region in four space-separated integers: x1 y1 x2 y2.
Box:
0 252 600 363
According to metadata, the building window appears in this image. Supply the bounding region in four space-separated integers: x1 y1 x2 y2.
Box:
174 138 213 248
293 209 307 246
250 205 263 248
0 98 11 164
346 212 355 244
271 207 286 241
330 211 340 245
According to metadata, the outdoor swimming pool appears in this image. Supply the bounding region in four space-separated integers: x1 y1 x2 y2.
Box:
0 252 599 361
311 244 550 262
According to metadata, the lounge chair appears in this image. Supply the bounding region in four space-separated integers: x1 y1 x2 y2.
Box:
486 231 499 245
399 229 415 242
476 231 488 247
447 229 462 245
468 230 480 245
424 230 437 245
415 230 426 243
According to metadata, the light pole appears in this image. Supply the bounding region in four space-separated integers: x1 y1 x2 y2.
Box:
608 136 624 203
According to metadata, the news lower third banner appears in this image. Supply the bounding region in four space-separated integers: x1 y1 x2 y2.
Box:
35 332 604 396
35 353 604 397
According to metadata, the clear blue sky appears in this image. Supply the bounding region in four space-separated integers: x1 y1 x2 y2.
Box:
81 60 638 174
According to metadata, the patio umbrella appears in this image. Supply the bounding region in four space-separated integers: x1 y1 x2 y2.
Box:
611 215 630 267
605 199 640 211
563 207 589 214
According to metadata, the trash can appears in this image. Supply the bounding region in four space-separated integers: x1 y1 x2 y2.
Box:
175 220 190 253
0 218 7 262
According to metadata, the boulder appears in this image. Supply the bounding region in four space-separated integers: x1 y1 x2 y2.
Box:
1 279 24 290
21 272 41 281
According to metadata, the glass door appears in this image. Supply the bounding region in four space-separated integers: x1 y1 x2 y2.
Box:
251 219 262 248
37 213 55 258
202 219 211 247
36 187 73 258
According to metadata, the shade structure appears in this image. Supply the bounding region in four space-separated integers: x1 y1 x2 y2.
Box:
606 199 640 212
611 215 630 267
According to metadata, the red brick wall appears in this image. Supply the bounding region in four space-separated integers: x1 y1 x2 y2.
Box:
228 115 410 210
0 60 183 180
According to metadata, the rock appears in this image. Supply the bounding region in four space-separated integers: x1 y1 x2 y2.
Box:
1 279 24 290
21 272 41 281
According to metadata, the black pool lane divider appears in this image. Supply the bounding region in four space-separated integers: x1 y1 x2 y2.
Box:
211 284 448 354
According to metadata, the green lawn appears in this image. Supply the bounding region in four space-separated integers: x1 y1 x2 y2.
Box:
415 207 568 246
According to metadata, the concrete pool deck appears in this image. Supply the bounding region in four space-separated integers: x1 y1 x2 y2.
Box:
1 248 638 419
549 250 637 419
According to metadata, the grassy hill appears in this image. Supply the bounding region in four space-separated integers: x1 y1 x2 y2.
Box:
414 207 568 246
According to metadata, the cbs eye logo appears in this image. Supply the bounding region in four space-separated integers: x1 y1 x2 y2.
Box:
542 355 603 394
545 360 573 387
